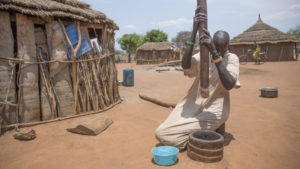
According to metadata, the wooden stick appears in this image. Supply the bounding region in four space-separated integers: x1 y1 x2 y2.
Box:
296 43 299 61
279 47 283 61
16 62 24 123
0 54 114 64
79 60 95 110
58 20 75 54
139 94 177 108
58 20 82 114
108 55 114 103
197 0 209 98
0 101 18 107
77 79 85 113
5 62 15 101
100 57 111 105
87 53 105 109
156 68 170 72
83 57 97 109
157 60 181 66
37 52 57 119
2 100 122 131
73 22 82 113
107 31 120 102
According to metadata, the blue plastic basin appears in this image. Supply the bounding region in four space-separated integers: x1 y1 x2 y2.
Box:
151 146 179 166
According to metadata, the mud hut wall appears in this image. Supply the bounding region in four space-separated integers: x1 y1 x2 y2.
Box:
263 43 294 61
230 43 294 62
230 44 251 61
35 25 53 121
136 49 178 64
136 51 141 64
0 12 17 125
136 50 151 64
136 50 144 64
16 14 41 123
0 13 120 126
48 21 75 118
160 50 171 62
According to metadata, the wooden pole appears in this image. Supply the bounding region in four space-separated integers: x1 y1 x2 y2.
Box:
58 20 82 114
4 63 15 102
279 47 283 61
139 94 176 108
197 0 209 98
295 43 298 61
2 100 122 131
87 53 105 109
37 52 57 119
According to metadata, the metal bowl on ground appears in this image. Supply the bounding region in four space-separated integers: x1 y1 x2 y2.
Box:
151 146 179 166
187 130 224 163
260 87 278 98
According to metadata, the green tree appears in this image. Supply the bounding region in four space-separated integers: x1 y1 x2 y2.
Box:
117 33 143 62
287 25 300 38
141 29 168 43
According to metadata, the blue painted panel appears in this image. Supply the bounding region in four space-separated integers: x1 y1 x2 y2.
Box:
65 24 91 60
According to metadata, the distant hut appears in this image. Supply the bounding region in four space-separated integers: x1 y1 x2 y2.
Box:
0 0 120 129
230 15 299 61
136 42 180 64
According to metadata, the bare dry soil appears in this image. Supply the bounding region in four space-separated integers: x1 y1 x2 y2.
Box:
1 61 300 169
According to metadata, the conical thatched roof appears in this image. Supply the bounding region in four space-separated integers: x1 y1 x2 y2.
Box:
137 42 175 51
0 0 118 30
230 15 298 45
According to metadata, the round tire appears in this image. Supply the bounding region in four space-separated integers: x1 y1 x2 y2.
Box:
187 149 223 163
187 142 223 157
260 87 278 98
187 130 224 163
188 130 224 149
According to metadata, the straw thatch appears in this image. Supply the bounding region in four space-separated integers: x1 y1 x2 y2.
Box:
136 42 180 64
137 42 175 51
230 15 299 45
230 15 299 61
0 0 118 30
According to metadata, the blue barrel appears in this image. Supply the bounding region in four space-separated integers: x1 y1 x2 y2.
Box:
123 68 134 86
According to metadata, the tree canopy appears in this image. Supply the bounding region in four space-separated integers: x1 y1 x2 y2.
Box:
117 33 143 54
141 29 168 43
287 25 300 38
117 30 168 54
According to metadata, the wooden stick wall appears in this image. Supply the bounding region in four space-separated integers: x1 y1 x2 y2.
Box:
0 13 120 127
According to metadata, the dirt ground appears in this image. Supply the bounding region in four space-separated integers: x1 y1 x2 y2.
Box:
1 61 300 169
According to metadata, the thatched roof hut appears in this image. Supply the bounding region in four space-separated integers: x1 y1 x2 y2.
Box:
136 42 180 64
0 0 118 29
230 15 299 61
0 0 120 129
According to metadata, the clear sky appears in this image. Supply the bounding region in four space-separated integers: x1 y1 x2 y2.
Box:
83 0 300 50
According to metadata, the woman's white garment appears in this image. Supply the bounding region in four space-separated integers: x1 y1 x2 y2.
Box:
155 52 240 149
